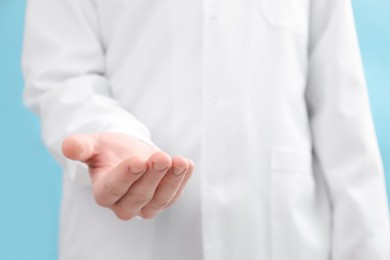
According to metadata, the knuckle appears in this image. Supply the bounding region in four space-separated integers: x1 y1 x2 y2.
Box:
103 181 122 198
128 189 153 204
159 178 178 190
93 189 109 207
140 210 158 220
149 197 169 209
143 176 159 186
114 210 136 221
118 170 136 183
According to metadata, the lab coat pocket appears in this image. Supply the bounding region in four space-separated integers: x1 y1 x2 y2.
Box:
270 148 322 260
259 0 309 35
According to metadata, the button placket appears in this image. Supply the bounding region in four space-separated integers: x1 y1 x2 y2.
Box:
200 1 223 259
201 0 221 185
206 0 218 20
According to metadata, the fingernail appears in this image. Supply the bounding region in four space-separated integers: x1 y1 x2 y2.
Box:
173 167 186 176
129 167 144 174
153 163 169 172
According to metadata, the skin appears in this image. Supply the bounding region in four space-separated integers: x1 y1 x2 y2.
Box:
62 133 193 220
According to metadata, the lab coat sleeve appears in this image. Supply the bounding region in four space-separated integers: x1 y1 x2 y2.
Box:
22 0 155 185
306 0 390 259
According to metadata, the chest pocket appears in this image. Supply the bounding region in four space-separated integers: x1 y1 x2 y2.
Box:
259 0 310 35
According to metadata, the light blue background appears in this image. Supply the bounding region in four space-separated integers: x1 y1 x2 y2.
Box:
0 0 389 259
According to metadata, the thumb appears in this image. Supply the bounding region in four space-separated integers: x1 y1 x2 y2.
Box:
62 134 96 162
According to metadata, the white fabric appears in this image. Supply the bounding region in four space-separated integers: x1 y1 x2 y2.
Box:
22 0 390 259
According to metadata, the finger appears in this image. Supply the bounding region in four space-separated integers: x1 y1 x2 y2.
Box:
113 151 171 220
93 157 147 207
140 156 189 219
62 134 97 162
165 159 194 208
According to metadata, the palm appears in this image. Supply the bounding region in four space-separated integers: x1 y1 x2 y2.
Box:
81 133 157 181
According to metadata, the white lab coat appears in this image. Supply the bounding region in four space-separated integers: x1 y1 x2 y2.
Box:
22 0 390 259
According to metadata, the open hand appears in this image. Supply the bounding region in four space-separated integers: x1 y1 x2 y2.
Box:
62 133 193 220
